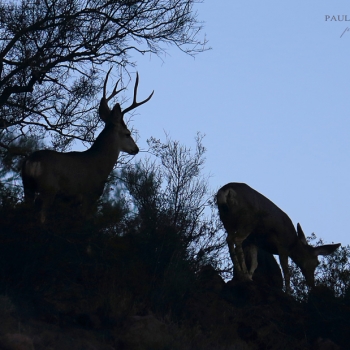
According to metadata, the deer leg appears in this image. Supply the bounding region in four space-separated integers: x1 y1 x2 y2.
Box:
227 234 250 281
39 192 56 224
278 252 291 293
235 241 251 281
246 244 258 278
80 195 98 221
227 235 241 273
23 187 36 204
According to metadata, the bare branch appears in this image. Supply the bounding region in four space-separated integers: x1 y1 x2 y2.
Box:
0 0 207 151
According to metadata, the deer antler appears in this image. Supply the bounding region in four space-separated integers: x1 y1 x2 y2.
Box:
122 72 154 116
103 67 125 103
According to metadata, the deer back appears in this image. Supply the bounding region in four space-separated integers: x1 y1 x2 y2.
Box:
217 182 298 253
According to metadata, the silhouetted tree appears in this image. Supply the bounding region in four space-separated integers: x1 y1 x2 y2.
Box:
0 0 207 157
102 134 227 272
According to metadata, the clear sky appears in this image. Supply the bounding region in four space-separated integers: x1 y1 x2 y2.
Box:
117 1 350 246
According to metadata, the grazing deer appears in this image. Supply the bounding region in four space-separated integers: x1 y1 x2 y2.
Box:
217 182 341 292
22 69 153 223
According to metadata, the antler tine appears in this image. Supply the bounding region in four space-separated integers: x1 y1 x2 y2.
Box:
122 72 154 116
103 67 113 99
106 79 125 102
103 67 125 102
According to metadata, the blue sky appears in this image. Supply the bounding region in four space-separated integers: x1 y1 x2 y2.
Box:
117 2 350 246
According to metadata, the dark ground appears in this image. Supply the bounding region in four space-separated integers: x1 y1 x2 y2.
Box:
0 207 348 350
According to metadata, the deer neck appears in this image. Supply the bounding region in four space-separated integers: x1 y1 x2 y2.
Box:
86 125 121 174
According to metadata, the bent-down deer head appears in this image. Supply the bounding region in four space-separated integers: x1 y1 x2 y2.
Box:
217 182 341 292
22 69 154 223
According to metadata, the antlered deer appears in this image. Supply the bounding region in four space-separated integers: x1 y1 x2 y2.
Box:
217 182 340 292
22 69 153 223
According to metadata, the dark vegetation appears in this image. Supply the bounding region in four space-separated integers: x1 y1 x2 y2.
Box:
1 1 350 349
0 135 349 350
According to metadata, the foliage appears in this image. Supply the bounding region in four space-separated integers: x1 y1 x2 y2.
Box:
0 133 228 320
0 0 207 156
316 243 350 297
0 134 349 348
289 233 350 301
102 133 228 275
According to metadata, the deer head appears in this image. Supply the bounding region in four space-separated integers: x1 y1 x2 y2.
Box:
96 68 154 155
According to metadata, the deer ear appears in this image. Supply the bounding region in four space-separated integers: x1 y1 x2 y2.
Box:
313 243 341 257
297 223 307 244
111 103 123 121
99 98 111 122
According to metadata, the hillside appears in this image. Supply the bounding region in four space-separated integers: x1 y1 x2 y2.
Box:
0 204 348 350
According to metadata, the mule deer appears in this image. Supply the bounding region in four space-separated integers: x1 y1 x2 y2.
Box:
217 182 340 292
22 69 154 223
